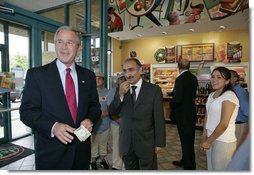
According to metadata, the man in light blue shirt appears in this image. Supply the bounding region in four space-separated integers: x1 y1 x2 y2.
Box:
230 70 249 146
91 72 110 170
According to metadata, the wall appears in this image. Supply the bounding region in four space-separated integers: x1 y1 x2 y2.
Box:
112 38 123 73
111 29 249 72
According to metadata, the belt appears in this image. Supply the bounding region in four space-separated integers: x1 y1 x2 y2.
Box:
235 121 246 124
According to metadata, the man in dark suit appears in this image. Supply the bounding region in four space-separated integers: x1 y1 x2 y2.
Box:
108 58 166 170
19 26 101 170
170 59 198 170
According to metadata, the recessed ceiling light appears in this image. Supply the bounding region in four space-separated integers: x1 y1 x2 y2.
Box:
219 25 226 29
162 31 167 35
189 28 194 32
107 49 112 55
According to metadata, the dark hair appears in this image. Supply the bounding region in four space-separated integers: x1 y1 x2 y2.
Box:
178 59 190 70
230 70 240 82
108 6 114 13
124 58 142 68
212 67 234 96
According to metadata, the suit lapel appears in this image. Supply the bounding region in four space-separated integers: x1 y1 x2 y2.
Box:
126 90 133 107
75 65 87 124
47 60 74 125
134 81 148 108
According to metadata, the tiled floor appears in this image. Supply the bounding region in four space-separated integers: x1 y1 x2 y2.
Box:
0 124 207 171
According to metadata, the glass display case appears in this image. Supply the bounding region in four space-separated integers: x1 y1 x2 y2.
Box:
150 63 178 96
212 62 249 90
150 62 249 128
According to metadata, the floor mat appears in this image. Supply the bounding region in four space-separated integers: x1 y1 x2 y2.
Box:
0 142 34 168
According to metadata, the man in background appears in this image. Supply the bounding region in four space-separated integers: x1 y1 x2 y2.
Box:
108 58 165 170
107 72 125 170
90 72 110 170
230 70 249 146
170 59 198 170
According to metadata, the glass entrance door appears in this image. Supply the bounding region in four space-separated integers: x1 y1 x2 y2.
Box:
8 25 31 139
0 21 31 142
0 44 8 142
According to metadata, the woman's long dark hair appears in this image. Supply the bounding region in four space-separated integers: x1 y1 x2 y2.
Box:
211 67 234 97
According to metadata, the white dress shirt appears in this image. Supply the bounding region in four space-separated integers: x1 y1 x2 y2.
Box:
130 78 142 101
56 59 79 105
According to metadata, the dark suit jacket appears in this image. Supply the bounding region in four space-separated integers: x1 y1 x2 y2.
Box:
170 71 198 125
108 80 166 158
19 59 101 170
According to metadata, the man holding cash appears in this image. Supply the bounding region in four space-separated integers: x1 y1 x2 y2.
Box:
20 26 101 170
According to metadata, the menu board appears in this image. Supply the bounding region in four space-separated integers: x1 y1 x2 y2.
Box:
177 43 214 62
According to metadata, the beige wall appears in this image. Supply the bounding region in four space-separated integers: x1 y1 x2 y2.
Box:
111 29 249 72
112 39 123 73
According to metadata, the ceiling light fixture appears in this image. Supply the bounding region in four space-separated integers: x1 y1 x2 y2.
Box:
219 25 226 29
107 49 112 55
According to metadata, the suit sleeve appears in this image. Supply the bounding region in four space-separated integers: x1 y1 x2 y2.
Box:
108 87 123 116
153 86 166 147
19 69 56 139
170 77 184 109
106 88 116 106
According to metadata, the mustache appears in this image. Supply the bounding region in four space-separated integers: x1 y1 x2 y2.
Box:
126 76 134 80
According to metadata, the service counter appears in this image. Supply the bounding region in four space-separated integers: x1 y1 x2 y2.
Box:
163 96 172 122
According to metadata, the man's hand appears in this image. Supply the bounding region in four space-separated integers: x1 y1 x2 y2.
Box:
53 122 76 144
80 119 94 132
119 81 130 97
155 147 162 153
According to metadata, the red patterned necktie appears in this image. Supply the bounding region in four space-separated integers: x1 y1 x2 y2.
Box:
65 68 77 123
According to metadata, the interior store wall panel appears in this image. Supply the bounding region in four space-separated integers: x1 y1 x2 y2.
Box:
112 38 122 73
113 29 249 68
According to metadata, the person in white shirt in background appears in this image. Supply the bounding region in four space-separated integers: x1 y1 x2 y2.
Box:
200 67 239 170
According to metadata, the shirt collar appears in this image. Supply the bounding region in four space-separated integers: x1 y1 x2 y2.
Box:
131 78 142 89
178 70 189 77
56 59 76 74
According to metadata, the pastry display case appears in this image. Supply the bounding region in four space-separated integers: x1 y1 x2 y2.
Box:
150 62 249 127
212 62 249 90
150 64 178 96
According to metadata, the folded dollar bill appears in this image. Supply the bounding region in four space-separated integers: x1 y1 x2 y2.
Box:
74 125 91 142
